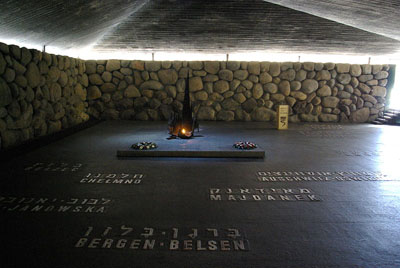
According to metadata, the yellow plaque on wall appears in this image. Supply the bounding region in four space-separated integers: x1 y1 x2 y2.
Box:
277 105 289 130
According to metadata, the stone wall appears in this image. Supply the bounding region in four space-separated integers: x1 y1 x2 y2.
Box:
0 41 392 149
86 60 389 124
0 42 89 149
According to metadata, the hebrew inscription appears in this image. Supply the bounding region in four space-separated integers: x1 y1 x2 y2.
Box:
209 188 321 202
75 226 249 251
336 150 380 157
304 124 343 130
298 130 349 138
24 162 83 172
256 171 394 182
0 196 112 213
334 150 398 158
80 173 144 185
299 124 347 137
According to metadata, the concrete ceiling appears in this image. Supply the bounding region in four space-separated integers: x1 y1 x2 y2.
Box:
0 0 400 57
0 0 148 50
266 0 400 41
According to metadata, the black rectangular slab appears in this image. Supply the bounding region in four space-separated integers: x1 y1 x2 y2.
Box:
117 148 265 158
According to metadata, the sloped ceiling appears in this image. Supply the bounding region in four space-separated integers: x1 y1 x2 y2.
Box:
0 0 149 49
0 0 399 57
265 0 400 41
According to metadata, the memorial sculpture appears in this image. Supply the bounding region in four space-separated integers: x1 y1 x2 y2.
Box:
168 76 199 139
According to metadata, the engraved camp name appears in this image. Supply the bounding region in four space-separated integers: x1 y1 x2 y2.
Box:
75 226 249 251
298 130 349 138
0 196 112 213
209 188 321 202
256 171 394 182
24 162 83 172
334 151 400 161
335 150 386 157
304 124 343 130
80 173 144 185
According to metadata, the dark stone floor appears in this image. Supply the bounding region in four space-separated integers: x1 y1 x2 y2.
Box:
1 121 400 268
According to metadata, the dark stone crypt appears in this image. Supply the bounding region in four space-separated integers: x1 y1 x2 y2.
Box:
1 1 400 267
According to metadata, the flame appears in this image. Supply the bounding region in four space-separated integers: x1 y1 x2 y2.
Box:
181 128 186 134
